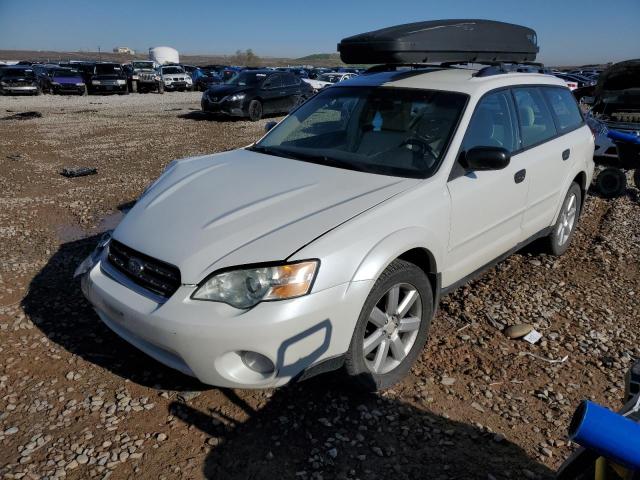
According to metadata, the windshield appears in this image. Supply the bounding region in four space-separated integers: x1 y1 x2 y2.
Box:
225 71 266 86
162 66 184 74
51 69 80 77
318 73 342 83
95 64 122 75
253 86 467 179
132 62 154 70
4 68 34 78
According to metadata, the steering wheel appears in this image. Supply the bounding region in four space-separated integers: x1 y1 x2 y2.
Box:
400 136 437 168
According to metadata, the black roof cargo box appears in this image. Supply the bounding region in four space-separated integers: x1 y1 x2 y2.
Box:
338 19 539 65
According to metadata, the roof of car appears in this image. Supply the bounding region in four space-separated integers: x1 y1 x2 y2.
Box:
339 67 567 95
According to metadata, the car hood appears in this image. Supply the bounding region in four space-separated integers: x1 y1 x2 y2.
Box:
595 59 640 98
206 84 251 97
163 73 188 79
113 149 418 283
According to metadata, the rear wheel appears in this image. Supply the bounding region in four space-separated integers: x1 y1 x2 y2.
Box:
596 167 627 198
545 182 582 256
345 259 433 391
248 99 263 121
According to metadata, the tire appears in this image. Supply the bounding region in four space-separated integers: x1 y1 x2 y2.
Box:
345 259 433 391
545 183 582 256
157 82 164 94
248 99 263 121
131 81 138 94
81 85 88 96
634 169 640 191
596 167 627 198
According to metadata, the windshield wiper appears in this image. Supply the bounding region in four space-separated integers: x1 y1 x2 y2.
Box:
248 145 375 173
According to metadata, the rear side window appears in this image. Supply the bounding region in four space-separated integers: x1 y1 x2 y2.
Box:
542 87 584 133
513 88 557 148
462 90 517 153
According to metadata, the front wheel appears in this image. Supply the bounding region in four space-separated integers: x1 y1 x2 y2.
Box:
634 169 640 190
248 99 263 121
157 82 164 94
545 182 582 256
345 259 433 391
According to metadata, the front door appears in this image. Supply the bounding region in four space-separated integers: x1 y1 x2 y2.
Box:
445 89 528 286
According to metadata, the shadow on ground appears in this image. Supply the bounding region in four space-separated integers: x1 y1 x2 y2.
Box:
22 234 206 391
170 375 554 480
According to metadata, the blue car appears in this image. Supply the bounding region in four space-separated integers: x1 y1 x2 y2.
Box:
39 66 87 95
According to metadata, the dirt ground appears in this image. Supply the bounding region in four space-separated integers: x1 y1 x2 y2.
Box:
0 92 638 480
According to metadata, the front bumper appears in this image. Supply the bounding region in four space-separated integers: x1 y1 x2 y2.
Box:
1 85 37 94
82 258 372 388
91 83 127 93
201 97 245 117
164 82 190 90
51 84 85 94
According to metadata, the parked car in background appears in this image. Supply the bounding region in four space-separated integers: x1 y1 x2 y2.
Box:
160 65 193 91
276 67 309 79
584 59 640 159
37 66 86 95
86 63 129 94
304 72 358 92
191 67 222 91
201 69 312 120
308 67 332 79
0 65 40 95
123 61 163 93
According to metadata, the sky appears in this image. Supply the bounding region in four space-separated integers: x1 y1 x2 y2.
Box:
0 0 639 65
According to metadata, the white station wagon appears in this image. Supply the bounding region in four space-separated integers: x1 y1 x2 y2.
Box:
78 64 594 391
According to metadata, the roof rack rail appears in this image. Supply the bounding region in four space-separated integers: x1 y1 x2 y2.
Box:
364 63 444 73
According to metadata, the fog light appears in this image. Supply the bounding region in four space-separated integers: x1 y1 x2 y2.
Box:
240 351 274 375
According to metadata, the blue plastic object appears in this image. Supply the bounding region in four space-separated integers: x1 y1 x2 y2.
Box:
569 400 640 470
607 129 640 145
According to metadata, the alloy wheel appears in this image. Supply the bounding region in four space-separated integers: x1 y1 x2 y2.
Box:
363 283 422 374
557 193 577 245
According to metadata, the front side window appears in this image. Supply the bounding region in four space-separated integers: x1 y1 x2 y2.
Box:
513 87 558 148
542 87 584 133
252 86 467 179
461 90 517 153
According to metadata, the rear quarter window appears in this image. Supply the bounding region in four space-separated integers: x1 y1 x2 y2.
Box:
542 87 584 133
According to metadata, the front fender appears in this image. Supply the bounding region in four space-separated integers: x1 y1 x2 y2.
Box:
350 226 443 284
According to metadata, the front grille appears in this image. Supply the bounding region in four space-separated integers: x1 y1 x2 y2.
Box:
107 240 181 298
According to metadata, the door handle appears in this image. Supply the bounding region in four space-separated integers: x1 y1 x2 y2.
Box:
562 149 571 160
514 169 526 184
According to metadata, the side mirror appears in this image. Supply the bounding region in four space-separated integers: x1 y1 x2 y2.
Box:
581 96 595 105
264 121 277 133
460 146 510 171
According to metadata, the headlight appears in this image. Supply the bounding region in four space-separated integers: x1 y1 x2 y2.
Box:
192 260 319 309
75 82 85 86
51 82 60 86
154 75 161 81
92 80 101 85
132 75 139 80
229 93 245 102
117 79 126 85
73 231 112 278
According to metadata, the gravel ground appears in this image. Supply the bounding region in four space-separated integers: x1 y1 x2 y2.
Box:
0 92 639 480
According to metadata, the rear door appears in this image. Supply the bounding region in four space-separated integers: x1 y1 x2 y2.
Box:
279 73 299 112
260 74 284 114
512 87 577 237
445 89 528 284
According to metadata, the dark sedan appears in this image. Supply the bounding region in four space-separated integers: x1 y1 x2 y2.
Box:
201 70 313 121
0 66 40 95
87 63 128 94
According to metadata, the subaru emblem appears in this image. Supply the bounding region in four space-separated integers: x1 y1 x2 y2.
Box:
128 258 144 275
